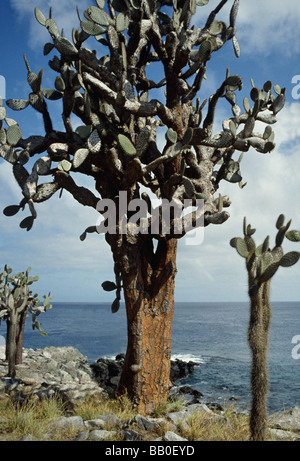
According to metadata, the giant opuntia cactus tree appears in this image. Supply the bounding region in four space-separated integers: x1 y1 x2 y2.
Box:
0 265 53 378
230 216 300 441
0 0 286 413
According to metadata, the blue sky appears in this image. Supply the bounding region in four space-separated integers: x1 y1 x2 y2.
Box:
0 0 299 303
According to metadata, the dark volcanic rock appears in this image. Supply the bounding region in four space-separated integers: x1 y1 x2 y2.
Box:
90 354 197 395
169 359 196 382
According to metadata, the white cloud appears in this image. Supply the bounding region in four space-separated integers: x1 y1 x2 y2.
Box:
175 101 300 302
9 0 91 50
234 0 300 56
194 0 300 56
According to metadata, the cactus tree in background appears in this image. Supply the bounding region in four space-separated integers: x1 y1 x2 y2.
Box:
230 216 300 441
0 265 52 378
0 0 286 413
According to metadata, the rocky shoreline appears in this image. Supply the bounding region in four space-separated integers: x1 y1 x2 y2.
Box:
0 346 300 441
0 346 198 405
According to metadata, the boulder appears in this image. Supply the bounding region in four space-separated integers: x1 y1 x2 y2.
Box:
135 414 166 431
90 354 197 395
0 347 105 407
164 431 188 441
268 406 300 433
170 359 196 382
89 429 117 441
46 415 85 433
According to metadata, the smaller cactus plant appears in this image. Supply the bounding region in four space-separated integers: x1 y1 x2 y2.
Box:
230 215 300 441
0 265 53 378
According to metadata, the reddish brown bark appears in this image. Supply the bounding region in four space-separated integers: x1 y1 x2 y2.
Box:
117 238 177 415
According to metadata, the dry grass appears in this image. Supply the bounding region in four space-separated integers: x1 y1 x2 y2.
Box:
0 392 138 441
0 394 67 440
177 404 251 441
0 394 292 441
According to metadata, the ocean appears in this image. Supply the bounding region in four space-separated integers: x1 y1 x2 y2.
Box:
3 301 300 414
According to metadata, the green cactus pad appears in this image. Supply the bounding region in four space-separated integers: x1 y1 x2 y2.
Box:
19 216 34 231
259 262 279 283
263 80 272 92
54 36 78 57
3 205 21 217
81 20 106 35
224 171 242 183
232 35 240 58
0 127 6 144
279 251 300 267
118 134 137 156
102 281 117 291
225 75 243 90
243 97 251 113
58 159 72 172
245 236 256 254
86 6 110 26
285 230 300 242
235 237 248 258
166 128 178 144
6 99 30 111
80 225 98 241
183 176 195 197
230 0 239 27
250 87 259 101
73 148 89 168
197 0 209 6
273 84 281 95
34 7 47 26
111 298 120 314
275 214 285 229
44 42 55 56
55 76 66 92
262 235 270 253
87 129 101 153
272 93 285 115
45 18 59 38
6 125 22 146
42 89 63 100
182 127 194 145
76 125 93 139
244 116 255 137
198 40 212 62
263 125 273 140
229 237 238 248
0 106 7 120
116 13 130 32
229 120 236 137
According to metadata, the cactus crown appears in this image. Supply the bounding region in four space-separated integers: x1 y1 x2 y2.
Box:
230 215 300 285
0 265 53 335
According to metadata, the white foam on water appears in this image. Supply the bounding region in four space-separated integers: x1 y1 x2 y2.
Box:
101 352 205 365
171 353 205 364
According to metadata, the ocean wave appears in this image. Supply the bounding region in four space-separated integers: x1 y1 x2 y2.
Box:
171 353 205 364
100 352 205 365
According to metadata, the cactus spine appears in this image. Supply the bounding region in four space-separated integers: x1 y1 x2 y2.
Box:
230 215 300 441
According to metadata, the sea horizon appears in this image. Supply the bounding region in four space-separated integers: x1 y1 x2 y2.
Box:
1 300 299 412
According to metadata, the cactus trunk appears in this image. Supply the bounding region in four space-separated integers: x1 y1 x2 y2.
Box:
15 308 28 364
248 281 271 441
6 311 18 378
117 239 177 415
